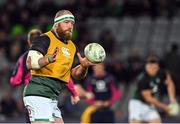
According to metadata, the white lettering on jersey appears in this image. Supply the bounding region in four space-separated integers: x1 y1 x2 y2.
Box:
61 47 70 58
150 81 158 93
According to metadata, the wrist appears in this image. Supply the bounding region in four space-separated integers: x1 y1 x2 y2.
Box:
80 64 88 71
46 56 52 64
170 97 176 103
79 64 88 74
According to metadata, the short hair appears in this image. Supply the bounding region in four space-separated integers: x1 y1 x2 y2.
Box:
28 29 42 41
54 10 73 19
146 56 159 64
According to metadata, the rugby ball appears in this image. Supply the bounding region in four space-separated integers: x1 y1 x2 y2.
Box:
168 103 180 116
84 43 106 63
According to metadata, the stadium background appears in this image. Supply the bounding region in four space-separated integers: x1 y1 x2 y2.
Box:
0 0 180 123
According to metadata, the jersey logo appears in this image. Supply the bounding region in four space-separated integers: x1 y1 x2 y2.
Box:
61 47 70 58
95 80 107 92
150 81 158 93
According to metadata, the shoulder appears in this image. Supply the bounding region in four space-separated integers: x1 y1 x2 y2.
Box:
32 34 50 44
136 73 151 89
70 40 79 52
137 72 147 82
106 73 115 81
158 69 168 79
16 53 27 65
16 53 26 64
30 34 51 55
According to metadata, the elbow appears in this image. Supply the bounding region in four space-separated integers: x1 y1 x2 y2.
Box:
10 77 20 87
27 50 43 70
10 78 15 86
71 68 79 80
71 70 85 80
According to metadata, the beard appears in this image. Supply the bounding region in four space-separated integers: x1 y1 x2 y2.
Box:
57 28 72 41
64 30 72 40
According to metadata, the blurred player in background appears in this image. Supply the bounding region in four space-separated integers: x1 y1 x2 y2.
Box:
23 10 94 123
10 29 42 123
81 63 120 123
128 56 177 123
10 29 42 87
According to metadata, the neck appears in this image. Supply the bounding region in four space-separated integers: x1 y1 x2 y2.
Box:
94 71 106 77
52 29 60 38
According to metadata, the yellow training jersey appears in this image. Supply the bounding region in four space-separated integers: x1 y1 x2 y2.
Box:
31 31 76 83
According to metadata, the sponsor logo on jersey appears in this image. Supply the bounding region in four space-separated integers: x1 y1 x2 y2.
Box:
61 47 70 58
95 80 107 92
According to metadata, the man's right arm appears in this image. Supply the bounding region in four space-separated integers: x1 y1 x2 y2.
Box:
26 35 58 70
141 90 170 113
138 77 170 113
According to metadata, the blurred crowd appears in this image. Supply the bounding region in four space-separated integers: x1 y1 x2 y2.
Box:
0 0 180 122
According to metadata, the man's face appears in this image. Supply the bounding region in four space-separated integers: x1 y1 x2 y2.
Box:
56 20 74 40
145 63 159 76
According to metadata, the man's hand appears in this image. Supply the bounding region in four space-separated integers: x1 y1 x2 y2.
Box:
77 52 95 68
103 101 111 107
163 105 171 114
85 92 94 99
46 47 59 63
93 101 104 109
168 103 180 116
71 96 80 105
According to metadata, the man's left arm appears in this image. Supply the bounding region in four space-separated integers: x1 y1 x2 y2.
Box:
165 72 177 103
71 52 94 80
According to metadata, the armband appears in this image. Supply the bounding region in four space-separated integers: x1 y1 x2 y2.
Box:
27 50 43 69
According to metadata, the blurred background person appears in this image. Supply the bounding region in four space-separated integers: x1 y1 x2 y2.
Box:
10 29 42 87
81 63 120 123
163 43 180 95
128 56 177 123
9 29 42 123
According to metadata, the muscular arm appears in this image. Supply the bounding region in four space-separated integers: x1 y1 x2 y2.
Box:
165 73 176 103
27 49 58 69
142 90 169 112
71 53 94 80
26 35 58 69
